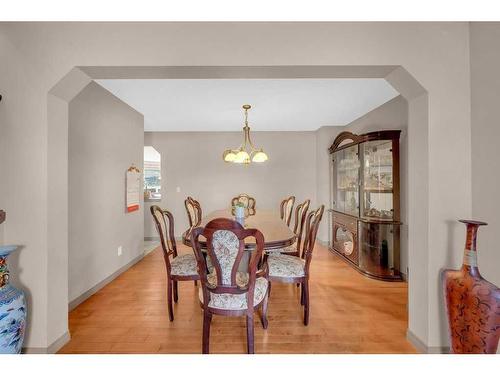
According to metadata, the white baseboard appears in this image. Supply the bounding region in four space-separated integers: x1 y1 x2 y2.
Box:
68 252 145 311
145 236 185 243
23 252 144 354
28 253 146 354
406 329 450 354
22 331 71 354
317 239 329 247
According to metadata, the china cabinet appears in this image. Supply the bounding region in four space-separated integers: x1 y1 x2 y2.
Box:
328 130 402 281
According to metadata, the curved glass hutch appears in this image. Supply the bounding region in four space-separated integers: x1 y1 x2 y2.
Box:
328 130 402 281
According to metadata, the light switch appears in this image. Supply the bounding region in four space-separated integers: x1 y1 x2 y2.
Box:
176 187 181 193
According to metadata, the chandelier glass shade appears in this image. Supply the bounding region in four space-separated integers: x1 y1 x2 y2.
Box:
223 105 268 164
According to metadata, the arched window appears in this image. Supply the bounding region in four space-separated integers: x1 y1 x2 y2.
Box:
144 146 161 200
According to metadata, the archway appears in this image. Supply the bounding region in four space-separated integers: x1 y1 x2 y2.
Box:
47 65 428 352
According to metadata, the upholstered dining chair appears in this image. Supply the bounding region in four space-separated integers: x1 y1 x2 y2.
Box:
280 196 295 226
190 218 269 354
231 193 256 216
150 205 199 321
265 205 324 326
266 199 310 256
182 196 202 246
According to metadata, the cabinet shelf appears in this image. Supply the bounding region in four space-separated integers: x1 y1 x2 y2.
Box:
338 187 393 193
362 187 393 193
337 186 358 191
365 164 393 168
337 168 360 172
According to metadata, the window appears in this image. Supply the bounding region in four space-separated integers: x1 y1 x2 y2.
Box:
144 146 161 200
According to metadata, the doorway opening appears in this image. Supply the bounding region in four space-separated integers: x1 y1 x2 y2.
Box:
48 65 428 353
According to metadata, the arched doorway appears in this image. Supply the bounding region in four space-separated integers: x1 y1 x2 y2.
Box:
48 65 428 352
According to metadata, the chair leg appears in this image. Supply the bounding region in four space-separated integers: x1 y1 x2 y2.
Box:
300 282 305 306
246 314 255 354
167 279 174 322
260 291 269 329
268 281 272 298
202 311 212 354
194 280 198 286
303 280 310 326
173 280 179 303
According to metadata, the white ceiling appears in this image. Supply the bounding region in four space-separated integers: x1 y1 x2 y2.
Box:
96 79 399 132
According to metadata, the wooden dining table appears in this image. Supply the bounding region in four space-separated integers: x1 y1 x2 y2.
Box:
184 209 296 251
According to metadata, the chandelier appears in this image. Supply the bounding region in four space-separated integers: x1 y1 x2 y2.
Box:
223 105 268 164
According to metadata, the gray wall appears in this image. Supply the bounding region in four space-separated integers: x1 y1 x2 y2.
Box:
144 97 408 271
470 23 500 287
144 131 317 239
315 96 408 272
68 82 144 303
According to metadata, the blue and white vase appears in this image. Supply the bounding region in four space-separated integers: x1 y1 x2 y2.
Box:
0 246 26 354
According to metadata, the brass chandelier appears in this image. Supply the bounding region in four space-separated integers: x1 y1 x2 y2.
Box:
223 105 268 164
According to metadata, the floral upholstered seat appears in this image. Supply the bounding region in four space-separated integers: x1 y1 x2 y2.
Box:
267 253 305 278
199 277 268 310
190 219 270 353
170 253 198 276
207 270 249 288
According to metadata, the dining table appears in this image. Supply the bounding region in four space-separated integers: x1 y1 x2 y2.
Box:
198 209 296 249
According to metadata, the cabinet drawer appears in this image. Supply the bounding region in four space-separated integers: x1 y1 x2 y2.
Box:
332 214 357 233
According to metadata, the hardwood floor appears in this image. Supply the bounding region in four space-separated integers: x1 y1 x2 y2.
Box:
58 243 416 354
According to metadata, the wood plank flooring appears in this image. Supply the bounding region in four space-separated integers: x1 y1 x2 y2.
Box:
58 243 416 354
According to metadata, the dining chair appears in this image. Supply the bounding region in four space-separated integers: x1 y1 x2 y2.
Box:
266 199 310 255
190 218 269 354
231 193 256 216
150 205 200 321
182 196 202 246
265 205 324 326
280 195 295 226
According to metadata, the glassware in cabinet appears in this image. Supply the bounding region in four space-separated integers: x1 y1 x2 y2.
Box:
332 144 359 217
360 139 395 221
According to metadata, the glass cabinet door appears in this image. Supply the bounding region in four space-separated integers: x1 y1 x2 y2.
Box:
360 140 394 220
333 145 359 216
358 221 400 278
335 226 354 255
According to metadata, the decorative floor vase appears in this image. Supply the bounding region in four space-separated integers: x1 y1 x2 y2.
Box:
0 245 26 354
442 220 500 354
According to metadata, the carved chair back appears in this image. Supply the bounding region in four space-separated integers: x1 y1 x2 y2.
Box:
231 194 256 216
301 205 325 274
185 196 202 237
280 196 295 226
292 199 311 251
150 205 178 275
191 218 265 310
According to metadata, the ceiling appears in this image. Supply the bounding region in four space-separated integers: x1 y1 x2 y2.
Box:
96 79 399 132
